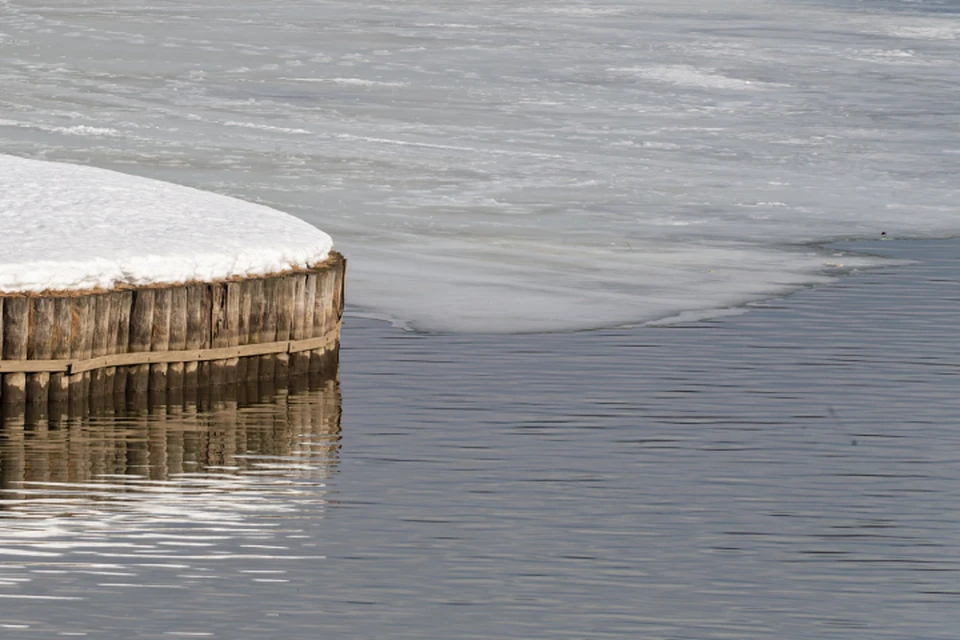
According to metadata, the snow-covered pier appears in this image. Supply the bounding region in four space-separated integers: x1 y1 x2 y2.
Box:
0 155 344 406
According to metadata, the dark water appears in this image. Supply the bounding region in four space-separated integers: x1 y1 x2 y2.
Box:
1 238 959 638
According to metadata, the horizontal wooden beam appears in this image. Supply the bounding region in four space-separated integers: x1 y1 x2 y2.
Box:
0 323 340 375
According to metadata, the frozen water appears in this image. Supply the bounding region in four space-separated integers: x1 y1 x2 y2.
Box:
0 155 333 292
0 0 957 330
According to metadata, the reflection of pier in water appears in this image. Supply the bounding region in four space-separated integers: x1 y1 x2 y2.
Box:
0 374 341 492
0 374 341 597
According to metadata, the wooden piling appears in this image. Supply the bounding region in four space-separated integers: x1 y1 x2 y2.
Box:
208 283 227 388
247 279 265 381
127 289 155 396
235 280 253 383
68 296 93 416
89 294 111 399
113 290 133 398
184 283 209 390
149 288 172 392
224 282 241 386
291 273 313 377
49 298 72 405
209 281 240 387
259 277 279 380
102 292 121 397
311 266 337 374
0 252 344 405
2 299 26 405
275 275 295 380
27 297 55 404
168 287 188 393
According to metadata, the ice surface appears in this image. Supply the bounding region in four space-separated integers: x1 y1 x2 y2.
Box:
1 0 958 330
0 155 333 292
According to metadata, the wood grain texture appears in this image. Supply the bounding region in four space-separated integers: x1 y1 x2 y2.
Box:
89 293 111 398
3 298 29 405
127 288 155 395
275 275 295 379
235 279 253 383
149 288 172 391
113 290 133 398
290 274 310 377
49 297 72 405
68 296 93 414
184 283 210 389
259 277 279 380
246 279 264 381
209 283 228 388
311 267 336 374
27 297 55 404
223 281 241 386
0 252 344 404
0 326 339 374
168 287 188 392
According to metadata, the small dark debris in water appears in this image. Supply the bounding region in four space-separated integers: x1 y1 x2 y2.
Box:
852 439 858 446
880 231 886 236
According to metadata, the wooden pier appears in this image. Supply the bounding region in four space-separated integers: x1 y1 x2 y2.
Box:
0 252 345 405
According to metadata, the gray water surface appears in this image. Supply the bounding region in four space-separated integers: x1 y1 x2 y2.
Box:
1 238 959 638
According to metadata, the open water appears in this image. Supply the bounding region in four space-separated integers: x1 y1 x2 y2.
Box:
0 238 958 639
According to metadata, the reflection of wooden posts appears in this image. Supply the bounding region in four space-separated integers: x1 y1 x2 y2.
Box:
0 406 25 501
0 374 341 488
126 428 149 476
0 254 343 406
148 411 167 482
167 403 185 477
49 422 68 483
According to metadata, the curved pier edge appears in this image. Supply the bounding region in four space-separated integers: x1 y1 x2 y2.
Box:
0 252 345 407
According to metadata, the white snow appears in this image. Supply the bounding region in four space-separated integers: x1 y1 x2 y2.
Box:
0 155 334 293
